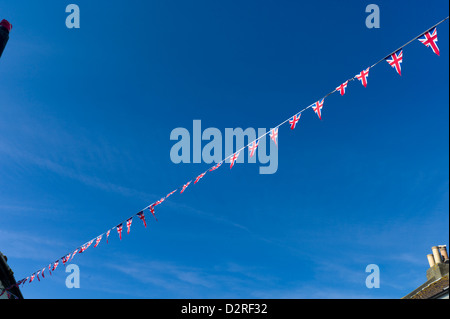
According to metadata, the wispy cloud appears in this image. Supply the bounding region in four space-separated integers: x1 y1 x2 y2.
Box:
0 140 155 201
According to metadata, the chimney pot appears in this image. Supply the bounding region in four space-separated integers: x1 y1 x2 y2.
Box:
439 245 448 261
427 254 436 267
432 246 442 264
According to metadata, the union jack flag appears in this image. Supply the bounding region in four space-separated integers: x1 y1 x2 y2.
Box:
69 249 78 261
270 128 278 146
137 211 147 228
166 189 177 198
29 273 35 283
106 229 111 243
117 223 123 240
154 197 165 206
94 235 102 248
180 181 191 194
209 161 223 172
79 239 94 253
249 140 259 157
194 172 206 184
312 99 324 120
336 81 348 96
289 113 301 130
356 68 370 87
41 267 45 278
52 260 59 272
62 253 71 265
386 50 403 76
418 27 440 56
230 151 240 169
149 205 158 221
36 270 41 281
126 217 133 234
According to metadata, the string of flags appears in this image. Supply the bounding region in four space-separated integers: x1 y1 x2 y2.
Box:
1 16 448 298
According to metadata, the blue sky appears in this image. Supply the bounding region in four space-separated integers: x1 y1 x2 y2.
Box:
0 0 448 299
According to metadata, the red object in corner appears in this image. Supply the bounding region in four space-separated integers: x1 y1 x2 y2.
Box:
0 19 12 32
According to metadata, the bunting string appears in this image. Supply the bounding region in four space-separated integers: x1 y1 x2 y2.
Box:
2 15 449 297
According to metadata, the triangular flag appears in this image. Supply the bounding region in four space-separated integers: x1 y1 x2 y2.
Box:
230 151 240 169
249 140 259 157
289 114 301 130
117 224 123 240
418 27 440 56
270 128 278 146
137 211 147 228
312 99 325 120
356 68 370 87
94 235 103 248
386 50 403 76
336 81 348 96
126 217 133 234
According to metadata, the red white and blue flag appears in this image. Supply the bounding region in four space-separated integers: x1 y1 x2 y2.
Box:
61 254 71 265
230 152 240 169
194 172 207 184
270 128 278 146
312 99 325 120
180 181 191 194
209 161 223 172
117 224 123 240
249 140 259 157
69 249 78 261
137 211 147 228
336 81 348 96
149 205 158 221
94 235 102 248
126 217 133 234
356 68 370 87
166 189 177 198
289 113 301 130
386 50 403 76
418 27 440 56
